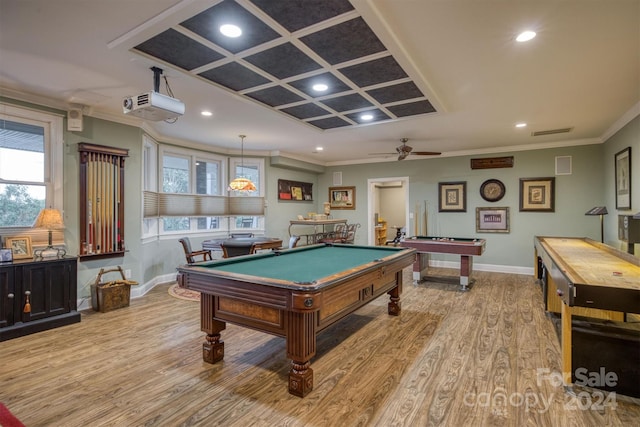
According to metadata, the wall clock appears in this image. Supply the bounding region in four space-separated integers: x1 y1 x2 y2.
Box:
480 179 505 202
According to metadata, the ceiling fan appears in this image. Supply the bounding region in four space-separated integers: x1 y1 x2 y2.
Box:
369 138 441 161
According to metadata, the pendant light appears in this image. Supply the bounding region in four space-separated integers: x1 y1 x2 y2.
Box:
228 134 257 192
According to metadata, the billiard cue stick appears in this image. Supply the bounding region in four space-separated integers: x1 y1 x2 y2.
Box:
105 154 111 252
87 156 93 254
96 154 102 253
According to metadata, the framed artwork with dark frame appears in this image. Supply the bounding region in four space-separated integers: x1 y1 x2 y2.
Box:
6 236 33 259
615 147 632 210
438 181 466 212
476 207 510 233
519 177 555 212
329 186 356 210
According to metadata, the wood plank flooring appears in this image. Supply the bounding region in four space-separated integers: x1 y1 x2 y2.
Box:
1 269 638 426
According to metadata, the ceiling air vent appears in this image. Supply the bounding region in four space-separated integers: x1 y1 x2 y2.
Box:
531 127 573 137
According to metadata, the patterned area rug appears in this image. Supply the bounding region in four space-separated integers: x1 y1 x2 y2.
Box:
168 283 200 302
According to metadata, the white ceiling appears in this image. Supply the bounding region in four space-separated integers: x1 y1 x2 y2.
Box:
1 0 638 165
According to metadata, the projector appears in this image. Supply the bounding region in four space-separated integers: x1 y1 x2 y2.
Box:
123 91 185 121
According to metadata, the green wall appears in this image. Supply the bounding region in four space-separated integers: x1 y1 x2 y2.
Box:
2 96 637 302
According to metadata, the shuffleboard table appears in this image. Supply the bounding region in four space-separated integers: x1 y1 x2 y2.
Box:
534 236 640 387
398 236 486 291
176 243 415 397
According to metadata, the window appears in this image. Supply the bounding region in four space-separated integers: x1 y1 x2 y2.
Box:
0 104 63 230
159 147 227 234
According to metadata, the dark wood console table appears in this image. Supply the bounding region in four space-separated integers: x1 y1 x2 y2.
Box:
1 256 80 341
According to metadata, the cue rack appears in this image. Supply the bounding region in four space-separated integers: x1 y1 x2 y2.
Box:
78 143 128 260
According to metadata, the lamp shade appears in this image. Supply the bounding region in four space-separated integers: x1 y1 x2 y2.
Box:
228 177 257 192
585 206 608 216
33 208 65 230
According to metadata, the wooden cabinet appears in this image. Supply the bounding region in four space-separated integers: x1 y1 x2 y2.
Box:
376 220 387 245
1 257 80 341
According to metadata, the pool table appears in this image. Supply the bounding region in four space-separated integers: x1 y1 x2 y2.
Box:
176 243 415 397
398 236 486 291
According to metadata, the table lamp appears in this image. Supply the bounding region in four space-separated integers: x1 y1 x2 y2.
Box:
585 206 608 243
33 208 66 258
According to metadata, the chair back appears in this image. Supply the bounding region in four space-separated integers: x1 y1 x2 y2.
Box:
221 243 253 258
179 237 194 263
343 223 360 244
231 233 254 238
179 237 212 264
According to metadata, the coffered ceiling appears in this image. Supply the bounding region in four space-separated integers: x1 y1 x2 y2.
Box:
0 0 638 164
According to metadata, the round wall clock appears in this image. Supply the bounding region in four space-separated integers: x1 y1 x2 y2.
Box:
480 179 506 202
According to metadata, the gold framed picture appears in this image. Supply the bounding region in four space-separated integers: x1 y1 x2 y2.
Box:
329 186 355 210
519 177 555 212
6 236 33 259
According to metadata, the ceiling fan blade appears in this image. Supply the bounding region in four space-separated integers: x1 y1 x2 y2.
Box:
412 151 441 156
368 152 397 155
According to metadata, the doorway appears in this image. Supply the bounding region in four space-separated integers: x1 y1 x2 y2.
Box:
367 177 410 245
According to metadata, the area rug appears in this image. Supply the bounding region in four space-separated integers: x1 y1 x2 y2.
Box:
0 403 25 427
168 283 200 302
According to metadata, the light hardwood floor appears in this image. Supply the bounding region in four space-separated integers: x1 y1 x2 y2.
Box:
1 269 638 426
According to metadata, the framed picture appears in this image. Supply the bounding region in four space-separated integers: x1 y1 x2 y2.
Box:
615 147 632 209
438 181 466 212
519 177 555 212
6 236 33 259
0 248 13 263
290 186 303 201
476 207 510 233
329 186 356 210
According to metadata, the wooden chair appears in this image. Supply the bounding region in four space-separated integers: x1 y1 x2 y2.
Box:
289 235 300 248
317 223 360 244
179 237 212 264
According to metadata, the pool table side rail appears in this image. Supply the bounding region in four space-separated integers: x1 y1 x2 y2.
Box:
401 238 486 256
177 246 416 292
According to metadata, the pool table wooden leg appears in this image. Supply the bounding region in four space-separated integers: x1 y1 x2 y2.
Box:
286 311 317 397
459 255 473 291
200 293 226 363
387 282 402 316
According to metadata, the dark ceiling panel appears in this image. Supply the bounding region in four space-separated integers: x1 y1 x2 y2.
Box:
243 42 321 79
249 0 354 33
199 62 270 91
280 103 331 120
133 0 437 131
300 17 386 65
387 100 437 117
134 29 225 71
308 116 351 130
245 86 305 107
320 93 373 112
367 81 424 104
287 72 351 97
339 56 408 88
181 0 280 54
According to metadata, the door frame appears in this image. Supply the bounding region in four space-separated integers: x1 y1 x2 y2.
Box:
367 176 410 245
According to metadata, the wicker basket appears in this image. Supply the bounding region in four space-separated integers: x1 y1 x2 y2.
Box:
91 266 138 313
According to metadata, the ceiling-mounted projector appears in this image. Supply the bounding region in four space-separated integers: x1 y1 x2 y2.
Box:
123 91 185 121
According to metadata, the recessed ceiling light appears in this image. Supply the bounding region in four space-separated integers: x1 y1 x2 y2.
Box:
515 122 527 128
201 110 213 117
315 146 324 151
220 24 242 38
516 31 536 42
360 113 374 121
312 83 328 92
